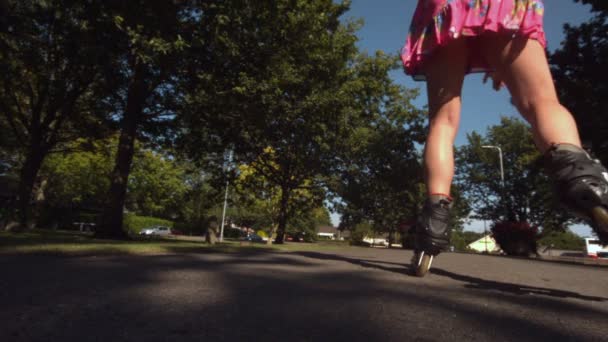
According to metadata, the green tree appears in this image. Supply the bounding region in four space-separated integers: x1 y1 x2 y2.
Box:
181 0 360 243
550 0 608 165
0 0 114 228
41 138 113 211
175 169 223 236
41 137 190 225
0 114 19 175
456 117 571 232
538 230 585 250
127 149 188 219
330 53 470 245
234 152 326 244
287 206 332 242
95 1 195 238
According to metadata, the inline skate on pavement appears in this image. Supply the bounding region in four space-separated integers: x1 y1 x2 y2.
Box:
411 194 453 277
545 144 608 244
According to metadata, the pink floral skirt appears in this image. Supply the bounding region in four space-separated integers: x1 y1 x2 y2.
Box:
402 0 547 81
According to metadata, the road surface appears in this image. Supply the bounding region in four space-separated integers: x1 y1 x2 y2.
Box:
1 248 607 341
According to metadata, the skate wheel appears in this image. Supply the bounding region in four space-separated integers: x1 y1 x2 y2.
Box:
414 252 433 277
591 206 608 226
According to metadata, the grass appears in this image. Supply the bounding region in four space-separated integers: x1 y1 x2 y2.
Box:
0 229 354 257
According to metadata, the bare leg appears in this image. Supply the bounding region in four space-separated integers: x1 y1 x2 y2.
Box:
481 35 608 243
424 38 467 195
480 35 581 152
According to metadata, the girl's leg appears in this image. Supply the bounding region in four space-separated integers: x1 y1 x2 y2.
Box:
480 35 581 151
424 38 468 195
481 35 608 243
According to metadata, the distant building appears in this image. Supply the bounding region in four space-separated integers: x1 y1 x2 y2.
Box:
317 225 349 240
468 234 502 253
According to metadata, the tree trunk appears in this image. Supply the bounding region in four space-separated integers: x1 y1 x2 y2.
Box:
205 227 218 244
274 184 291 244
15 142 46 230
266 224 277 245
96 65 147 239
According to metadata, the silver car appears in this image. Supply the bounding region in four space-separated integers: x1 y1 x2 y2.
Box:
139 226 171 236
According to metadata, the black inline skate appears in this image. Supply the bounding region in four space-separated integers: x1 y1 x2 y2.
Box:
545 144 608 244
411 195 453 277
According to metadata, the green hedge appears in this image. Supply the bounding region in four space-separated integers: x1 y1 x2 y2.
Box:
123 214 174 235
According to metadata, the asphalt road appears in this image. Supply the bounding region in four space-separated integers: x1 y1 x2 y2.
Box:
1 248 607 341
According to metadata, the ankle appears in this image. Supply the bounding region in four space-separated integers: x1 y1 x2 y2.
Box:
428 193 452 202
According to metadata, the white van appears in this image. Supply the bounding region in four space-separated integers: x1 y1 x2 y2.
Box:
584 238 608 259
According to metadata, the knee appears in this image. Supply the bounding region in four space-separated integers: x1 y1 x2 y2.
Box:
429 102 460 130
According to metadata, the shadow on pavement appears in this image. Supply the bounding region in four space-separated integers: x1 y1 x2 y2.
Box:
430 268 607 302
293 251 409 275
294 251 608 302
1 251 606 341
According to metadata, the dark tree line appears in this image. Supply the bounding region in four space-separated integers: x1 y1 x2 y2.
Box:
551 0 608 165
0 0 435 241
2 0 600 243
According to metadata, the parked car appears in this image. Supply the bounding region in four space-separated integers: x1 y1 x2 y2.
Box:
585 238 608 259
139 226 172 236
242 234 265 243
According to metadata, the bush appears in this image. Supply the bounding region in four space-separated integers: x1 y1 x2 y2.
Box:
491 221 539 256
450 231 467 252
256 230 268 238
349 222 372 246
302 233 315 243
538 230 585 250
123 214 174 236
223 227 244 239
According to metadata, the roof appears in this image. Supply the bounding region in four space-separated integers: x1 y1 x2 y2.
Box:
467 235 501 253
317 225 338 234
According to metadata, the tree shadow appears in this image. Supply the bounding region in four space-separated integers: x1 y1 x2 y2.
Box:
293 251 409 274
1 251 607 341
294 251 608 303
430 268 608 302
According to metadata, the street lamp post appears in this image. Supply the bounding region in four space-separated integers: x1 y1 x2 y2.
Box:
482 145 504 188
219 150 233 242
219 179 229 242
483 219 488 253
482 145 506 219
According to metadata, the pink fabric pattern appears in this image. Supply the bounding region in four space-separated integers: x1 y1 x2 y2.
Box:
402 0 547 81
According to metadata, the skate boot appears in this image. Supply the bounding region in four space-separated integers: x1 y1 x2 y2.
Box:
411 194 453 277
545 144 608 244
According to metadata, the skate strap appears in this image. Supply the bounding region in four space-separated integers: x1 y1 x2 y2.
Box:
549 151 606 182
429 193 453 201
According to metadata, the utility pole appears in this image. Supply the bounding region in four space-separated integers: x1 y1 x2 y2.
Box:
484 219 488 253
219 179 229 242
482 145 506 219
482 145 504 188
219 150 233 242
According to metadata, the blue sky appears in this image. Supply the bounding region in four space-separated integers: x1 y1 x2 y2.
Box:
330 0 596 236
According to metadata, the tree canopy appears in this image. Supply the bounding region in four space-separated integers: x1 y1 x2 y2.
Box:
179 0 364 243
0 0 115 227
6 0 597 246
456 117 572 233
550 0 608 164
